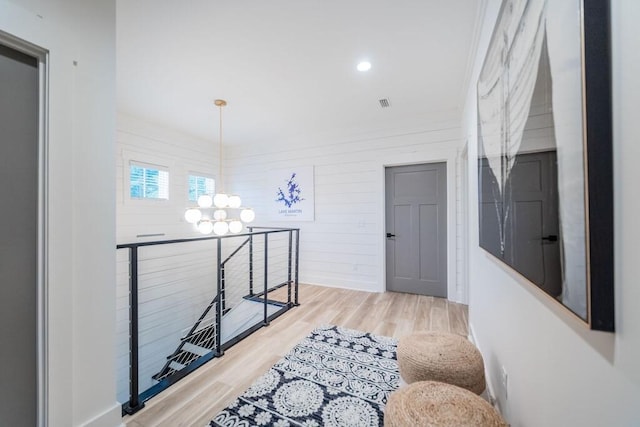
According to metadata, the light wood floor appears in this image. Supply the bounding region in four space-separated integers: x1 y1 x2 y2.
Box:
124 284 469 427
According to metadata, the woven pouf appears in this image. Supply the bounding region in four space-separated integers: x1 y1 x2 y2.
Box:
397 332 486 394
385 381 507 427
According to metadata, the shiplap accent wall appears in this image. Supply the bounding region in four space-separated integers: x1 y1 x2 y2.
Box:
226 121 464 299
116 112 220 243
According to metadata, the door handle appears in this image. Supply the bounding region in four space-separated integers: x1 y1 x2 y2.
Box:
386 233 396 238
541 235 558 242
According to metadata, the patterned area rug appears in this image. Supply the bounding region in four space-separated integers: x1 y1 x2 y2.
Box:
210 325 400 427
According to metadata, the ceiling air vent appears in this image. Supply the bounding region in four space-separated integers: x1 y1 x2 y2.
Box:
379 98 391 108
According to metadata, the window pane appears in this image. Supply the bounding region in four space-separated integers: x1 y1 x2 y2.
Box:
188 174 214 201
130 165 144 198
130 163 169 200
188 175 197 201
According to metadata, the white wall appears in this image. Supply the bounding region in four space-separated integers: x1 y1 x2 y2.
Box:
0 1 119 426
116 112 219 243
226 121 464 300
465 1 640 425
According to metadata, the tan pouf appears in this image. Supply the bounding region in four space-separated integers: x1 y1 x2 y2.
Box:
385 381 507 427
397 332 486 394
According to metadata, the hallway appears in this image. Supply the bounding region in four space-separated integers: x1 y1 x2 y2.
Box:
124 284 468 426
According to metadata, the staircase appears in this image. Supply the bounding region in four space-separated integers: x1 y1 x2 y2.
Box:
118 227 300 415
153 297 283 381
152 294 220 381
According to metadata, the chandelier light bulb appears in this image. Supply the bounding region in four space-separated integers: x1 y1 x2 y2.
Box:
213 193 229 208
197 194 213 208
213 209 227 221
228 195 242 209
184 100 257 233
357 61 372 72
197 220 214 234
213 220 229 236
184 208 202 224
240 208 255 223
229 220 243 234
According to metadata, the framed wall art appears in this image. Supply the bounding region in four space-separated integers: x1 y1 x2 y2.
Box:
268 166 315 222
477 0 613 331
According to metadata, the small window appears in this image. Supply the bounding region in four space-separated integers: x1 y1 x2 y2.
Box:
188 174 215 202
130 162 169 200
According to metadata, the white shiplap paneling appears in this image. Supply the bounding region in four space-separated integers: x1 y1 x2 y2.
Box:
226 120 463 296
116 112 220 243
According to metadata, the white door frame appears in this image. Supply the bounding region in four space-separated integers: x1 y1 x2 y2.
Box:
459 142 470 304
378 147 459 302
0 30 49 427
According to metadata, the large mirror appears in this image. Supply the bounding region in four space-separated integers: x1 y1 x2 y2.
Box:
477 0 613 331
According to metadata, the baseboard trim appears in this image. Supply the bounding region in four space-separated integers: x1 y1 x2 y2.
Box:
301 280 383 293
468 323 501 414
79 402 123 427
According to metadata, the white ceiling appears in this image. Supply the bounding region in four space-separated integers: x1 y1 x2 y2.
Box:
117 0 482 145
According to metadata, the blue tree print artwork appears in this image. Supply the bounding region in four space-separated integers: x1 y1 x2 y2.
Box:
276 173 304 208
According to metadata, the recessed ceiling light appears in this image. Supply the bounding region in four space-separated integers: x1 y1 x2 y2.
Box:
357 61 372 72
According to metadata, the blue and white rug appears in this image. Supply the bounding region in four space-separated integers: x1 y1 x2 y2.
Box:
210 325 400 427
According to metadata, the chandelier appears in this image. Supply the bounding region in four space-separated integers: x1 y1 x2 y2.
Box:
184 99 255 235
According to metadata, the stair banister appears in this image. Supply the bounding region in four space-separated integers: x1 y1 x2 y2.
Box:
216 238 223 356
117 227 299 416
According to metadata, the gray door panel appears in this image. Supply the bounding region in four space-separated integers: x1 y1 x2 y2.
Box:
0 43 39 426
480 152 561 296
385 163 447 297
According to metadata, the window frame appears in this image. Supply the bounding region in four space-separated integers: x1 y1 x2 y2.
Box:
186 171 215 203
129 161 170 201
123 150 173 205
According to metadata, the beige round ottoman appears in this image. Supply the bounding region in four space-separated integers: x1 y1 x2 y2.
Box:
385 381 507 427
397 332 486 394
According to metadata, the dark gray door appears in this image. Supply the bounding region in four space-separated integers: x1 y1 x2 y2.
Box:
481 151 561 296
0 43 39 426
385 163 447 297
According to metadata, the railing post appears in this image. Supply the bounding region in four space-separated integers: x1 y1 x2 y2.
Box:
263 233 269 326
287 230 293 305
221 265 226 313
248 227 254 296
215 238 224 356
294 229 300 306
123 246 144 415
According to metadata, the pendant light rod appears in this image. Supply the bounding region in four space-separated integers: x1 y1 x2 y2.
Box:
214 99 227 192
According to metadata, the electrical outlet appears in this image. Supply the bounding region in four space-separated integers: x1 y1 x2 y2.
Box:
501 366 508 400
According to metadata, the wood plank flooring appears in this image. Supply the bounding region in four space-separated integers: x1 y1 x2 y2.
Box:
124 284 469 427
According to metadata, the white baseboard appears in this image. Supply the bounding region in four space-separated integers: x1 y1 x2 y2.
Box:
79 402 123 427
301 280 383 293
468 323 501 412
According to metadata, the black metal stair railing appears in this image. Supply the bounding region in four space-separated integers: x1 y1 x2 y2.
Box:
117 227 299 416
151 294 220 382
152 236 251 382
